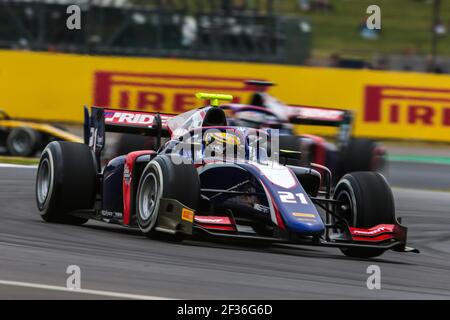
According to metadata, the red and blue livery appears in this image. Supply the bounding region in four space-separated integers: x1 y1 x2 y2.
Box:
35 93 418 258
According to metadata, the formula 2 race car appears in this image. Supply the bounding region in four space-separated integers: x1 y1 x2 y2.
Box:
35 93 418 258
224 80 386 182
0 110 82 157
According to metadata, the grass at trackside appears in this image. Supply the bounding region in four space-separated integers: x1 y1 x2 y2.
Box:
387 154 450 165
279 0 450 60
0 156 39 165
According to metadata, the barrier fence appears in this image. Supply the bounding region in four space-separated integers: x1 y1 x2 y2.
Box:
0 1 311 65
1 50 450 142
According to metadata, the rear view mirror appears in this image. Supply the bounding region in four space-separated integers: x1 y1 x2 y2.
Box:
279 149 302 166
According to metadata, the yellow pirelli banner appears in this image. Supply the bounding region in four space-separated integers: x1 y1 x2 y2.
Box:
1 50 450 141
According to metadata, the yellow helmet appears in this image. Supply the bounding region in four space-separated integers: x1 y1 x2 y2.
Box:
205 132 240 146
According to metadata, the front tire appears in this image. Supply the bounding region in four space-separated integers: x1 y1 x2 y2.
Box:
36 141 96 225
333 172 395 258
136 154 199 239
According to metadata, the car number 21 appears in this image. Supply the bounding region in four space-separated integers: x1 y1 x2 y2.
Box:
278 191 308 204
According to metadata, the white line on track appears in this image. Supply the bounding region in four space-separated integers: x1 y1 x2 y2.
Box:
0 164 37 169
0 280 174 300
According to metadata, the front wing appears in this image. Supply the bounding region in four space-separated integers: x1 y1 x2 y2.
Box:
154 197 419 254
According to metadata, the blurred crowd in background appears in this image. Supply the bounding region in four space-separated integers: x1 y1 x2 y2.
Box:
1 0 449 73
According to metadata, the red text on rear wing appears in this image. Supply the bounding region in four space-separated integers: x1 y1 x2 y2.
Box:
287 105 348 127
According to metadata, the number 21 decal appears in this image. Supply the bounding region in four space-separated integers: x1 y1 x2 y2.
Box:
278 191 308 204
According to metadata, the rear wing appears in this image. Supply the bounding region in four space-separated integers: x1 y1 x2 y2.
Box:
286 105 354 147
286 105 352 127
83 106 173 162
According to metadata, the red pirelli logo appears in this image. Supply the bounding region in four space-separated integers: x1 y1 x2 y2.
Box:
94 71 257 113
364 85 450 126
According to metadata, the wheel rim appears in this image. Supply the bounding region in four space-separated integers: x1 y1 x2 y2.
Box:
12 131 30 154
139 172 159 221
335 190 354 225
37 158 51 205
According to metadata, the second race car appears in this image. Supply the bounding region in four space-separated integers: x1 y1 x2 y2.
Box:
0 110 82 157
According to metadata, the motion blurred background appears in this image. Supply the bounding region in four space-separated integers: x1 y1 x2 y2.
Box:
0 0 450 142
2 0 450 71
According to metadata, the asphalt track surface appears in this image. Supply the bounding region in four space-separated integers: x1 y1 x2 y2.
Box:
0 162 450 299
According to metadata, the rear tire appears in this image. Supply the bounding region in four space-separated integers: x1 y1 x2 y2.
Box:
7 127 42 157
333 172 395 258
36 141 96 225
136 154 199 240
337 138 385 181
